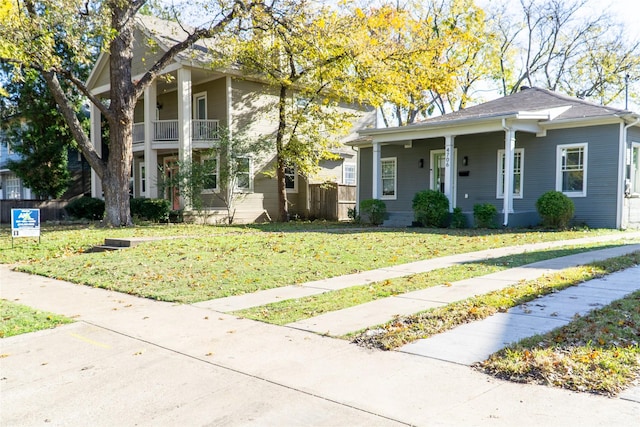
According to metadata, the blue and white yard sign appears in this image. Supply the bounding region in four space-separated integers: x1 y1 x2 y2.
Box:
11 208 41 238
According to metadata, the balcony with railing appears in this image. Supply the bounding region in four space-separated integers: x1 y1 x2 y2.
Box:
132 119 220 151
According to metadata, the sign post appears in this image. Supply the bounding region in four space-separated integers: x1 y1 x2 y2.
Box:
11 208 41 247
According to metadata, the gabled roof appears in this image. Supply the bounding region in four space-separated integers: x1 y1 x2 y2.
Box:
417 87 632 124
134 15 217 66
356 87 640 145
86 14 225 92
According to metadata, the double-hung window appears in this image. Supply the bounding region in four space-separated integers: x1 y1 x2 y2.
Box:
201 154 219 192
234 156 252 191
557 143 587 197
343 163 356 185
497 149 524 198
285 166 297 192
381 157 397 199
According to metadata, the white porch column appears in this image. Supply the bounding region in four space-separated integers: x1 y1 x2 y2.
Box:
444 135 455 211
144 81 158 198
503 127 516 225
90 102 103 199
372 141 381 199
177 68 192 209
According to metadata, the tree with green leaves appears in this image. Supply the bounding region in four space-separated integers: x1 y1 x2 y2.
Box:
341 0 496 125
161 127 268 224
219 0 364 221
2 68 84 199
0 0 254 226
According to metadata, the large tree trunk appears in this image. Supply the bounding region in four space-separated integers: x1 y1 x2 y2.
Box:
103 6 137 226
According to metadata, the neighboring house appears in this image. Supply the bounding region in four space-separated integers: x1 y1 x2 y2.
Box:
0 129 90 223
85 15 374 223
352 87 640 229
0 130 89 201
0 131 33 200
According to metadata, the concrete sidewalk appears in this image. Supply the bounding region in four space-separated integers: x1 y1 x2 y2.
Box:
287 244 640 336
399 265 640 365
2 235 640 426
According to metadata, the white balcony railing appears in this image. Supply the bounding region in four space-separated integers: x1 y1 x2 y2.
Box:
192 119 220 141
154 120 179 141
133 119 220 143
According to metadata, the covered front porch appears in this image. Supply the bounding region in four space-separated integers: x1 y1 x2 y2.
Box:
89 63 230 206
359 112 552 227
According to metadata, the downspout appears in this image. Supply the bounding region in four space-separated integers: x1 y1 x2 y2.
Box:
502 119 514 226
619 117 640 228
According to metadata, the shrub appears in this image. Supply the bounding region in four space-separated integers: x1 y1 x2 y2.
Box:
473 203 497 228
536 190 575 229
130 197 170 222
359 199 386 225
169 209 184 223
347 206 360 223
412 190 449 227
65 196 105 220
450 207 467 229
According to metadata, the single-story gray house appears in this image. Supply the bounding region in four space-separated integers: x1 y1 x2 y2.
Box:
352 87 640 229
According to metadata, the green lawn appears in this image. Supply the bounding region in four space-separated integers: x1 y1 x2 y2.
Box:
234 244 631 324
2 223 639 395
1 224 632 303
0 299 73 338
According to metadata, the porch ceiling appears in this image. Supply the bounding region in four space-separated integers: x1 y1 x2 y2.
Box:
355 115 545 147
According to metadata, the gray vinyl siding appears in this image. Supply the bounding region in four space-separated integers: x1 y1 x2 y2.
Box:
453 132 503 212
535 125 619 228
359 124 622 228
192 78 228 126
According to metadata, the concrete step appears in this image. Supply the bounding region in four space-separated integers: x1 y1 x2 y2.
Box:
87 245 125 253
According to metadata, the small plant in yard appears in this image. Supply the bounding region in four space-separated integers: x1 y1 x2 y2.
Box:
65 196 105 220
359 199 386 225
473 203 497 228
412 189 449 227
130 198 171 222
536 190 575 229
450 207 467 229
347 206 360 223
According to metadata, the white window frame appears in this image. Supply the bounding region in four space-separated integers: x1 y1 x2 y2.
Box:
285 165 298 193
193 92 207 120
497 148 524 199
381 157 397 200
139 163 146 196
556 143 588 197
343 162 356 185
631 142 640 194
6 173 21 200
234 156 253 192
201 153 220 193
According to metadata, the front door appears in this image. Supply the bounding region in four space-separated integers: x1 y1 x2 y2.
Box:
430 149 457 204
430 150 446 193
164 157 180 210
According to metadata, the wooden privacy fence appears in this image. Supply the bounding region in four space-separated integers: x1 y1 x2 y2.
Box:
308 183 356 221
0 200 69 224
